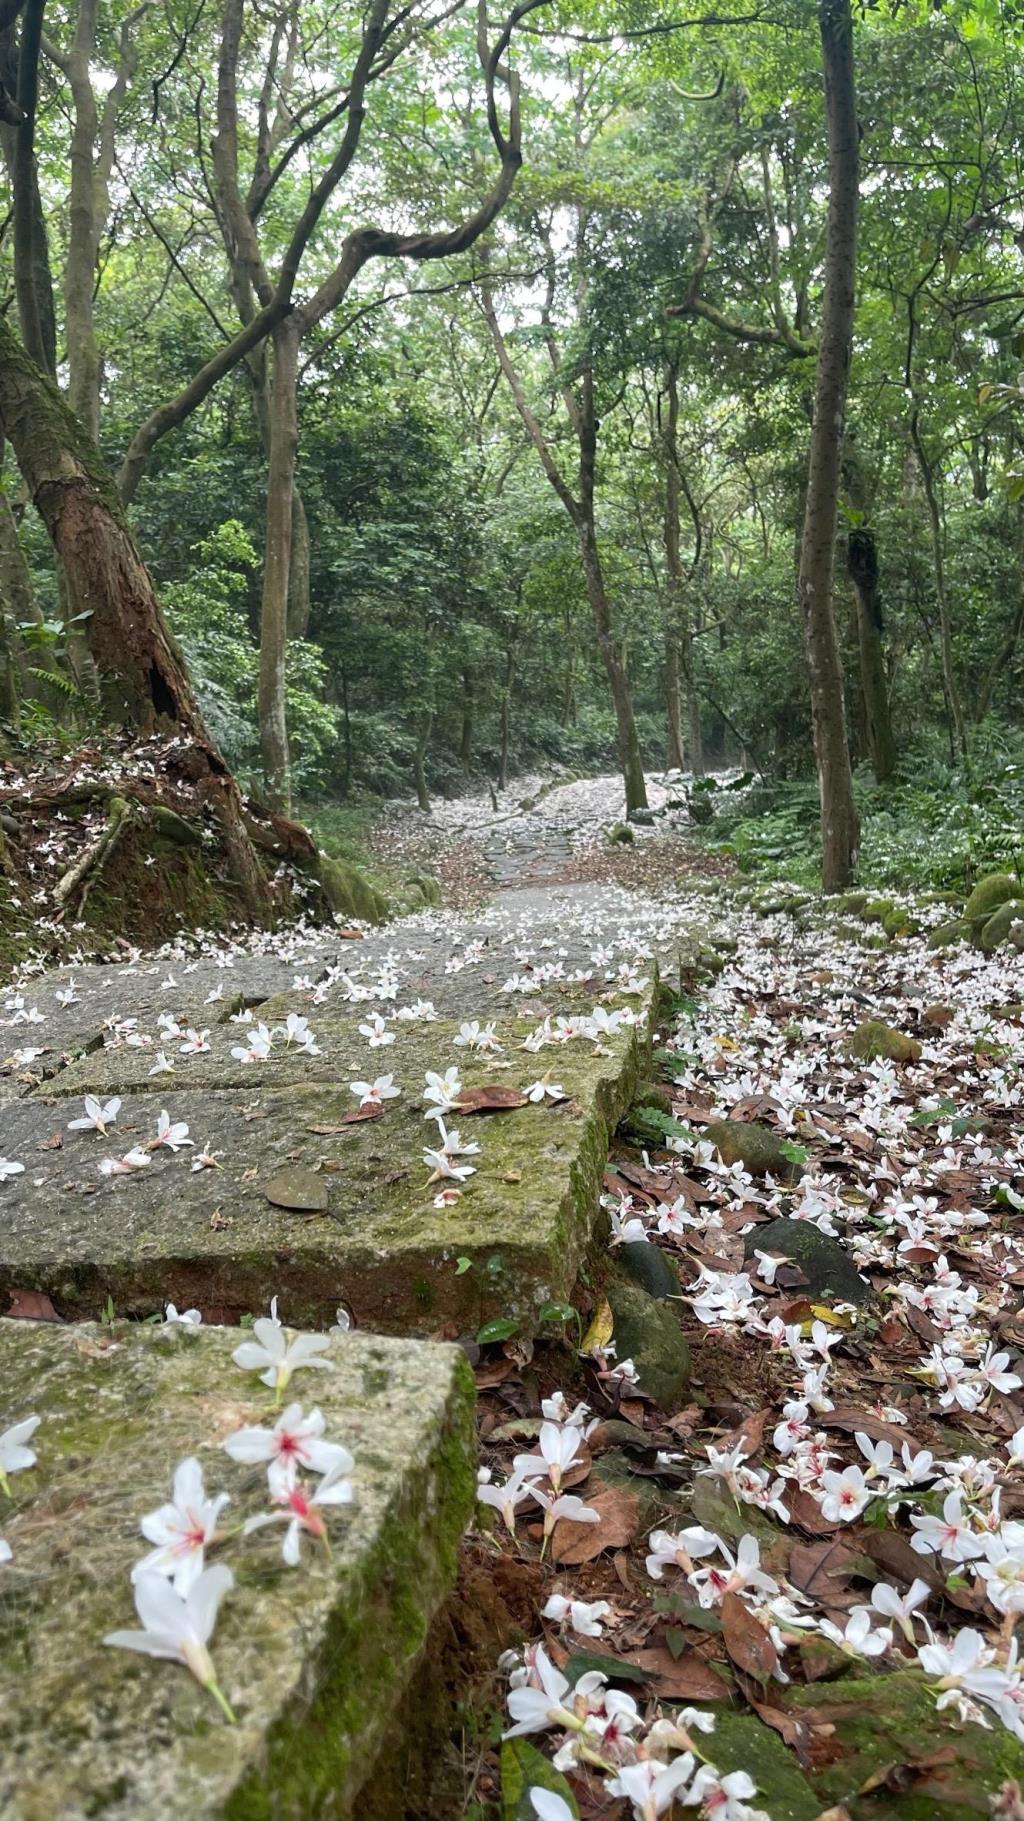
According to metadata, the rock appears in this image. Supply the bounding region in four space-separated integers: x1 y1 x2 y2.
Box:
926 917 969 950
319 854 388 925
704 1118 792 1178
627 807 656 825
847 1019 921 1064
607 821 634 844
606 1281 689 1408
676 930 725 984
882 906 920 939
979 898 1024 952
833 890 870 915
964 871 1024 925
921 1003 955 1030
263 1165 329 1212
862 896 894 924
0 1319 476 1821
614 1240 679 1300
745 1216 869 1305
633 1080 674 1116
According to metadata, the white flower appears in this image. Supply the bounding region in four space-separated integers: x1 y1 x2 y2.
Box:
98 1146 152 1176
191 1143 223 1172
164 1303 202 1327
504 1644 578 1737
0 1535 10 1564
224 1403 353 1495
232 1317 333 1394
454 1020 501 1053
0 1158 24 1182
477 1466 536 1533
542 1594 611 1637
151 1110 193 1152
690 1535 778 1609
524 1075 566 1103
104 1565 236 1719
685 1765 769 1820
423 1067 462 1120
525 1484 599 1549
231 1026 272 1063
818 1608 892 1659
350 1075 400 1108
68 1094 121 1134
911 1491 986 1562
606 1754 695 1818
179 1028 211 1054
132 1457 229 1595
0 1414 39 1493
359 1014 394 1048
529 1794 575 1821
818 1464 872 1523
645 1525 719 1581
862 1577 930 1641
243 1464 354 1565
514 1421 584 1492
148 1051 175 1076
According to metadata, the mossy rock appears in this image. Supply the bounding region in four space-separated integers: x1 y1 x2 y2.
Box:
606 1280 689 1409
409 872 442 907
964 872 1024 925
704 1118 793 1178
607 821 634 844
320 854 388 924
677 931 725 984
882 906 921 939
861 930 890 949
689 1713 819 1820
634 1079 674 1116
979 898 1024 952
746 1215 869 1305
787 1667 1024 1816
834 890 871 915
847 1020 921 1064
863 896 895 924
613 1240 679 1300
927 918 969 951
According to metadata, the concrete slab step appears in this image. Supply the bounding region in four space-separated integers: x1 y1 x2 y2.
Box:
0 1318 475 1820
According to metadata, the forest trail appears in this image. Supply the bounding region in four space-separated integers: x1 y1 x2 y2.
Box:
4 803 1024 1818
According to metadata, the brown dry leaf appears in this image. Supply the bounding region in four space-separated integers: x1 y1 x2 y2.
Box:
550 1484 639 1565
788 1539 859 1608
720 1591 778 1684
38 1131 63 1150
454 1086 529 1114
625 1646 731 1701
721 1406 770 1458
335 927 365 940
858 1747 957 1796
338 1104 385 1126
786 1487 843 1536
823 1407 924 1455
740 1680 813 1765
6 1288 62 1321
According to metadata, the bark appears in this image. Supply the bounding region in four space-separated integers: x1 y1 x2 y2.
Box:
661 365 701 775
499 645 514 790
459 668 474 775
287 485 311 638
258 318 299 810
0 317 270 917
796 0 860 892
481 276 647 812
688 677 704 776
11 0 56 375
413 710 432 813
846 527 896 782
665 636 684 770
909 410 969 767
975 583 1024 722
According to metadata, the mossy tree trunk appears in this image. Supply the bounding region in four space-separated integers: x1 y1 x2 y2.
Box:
796 0 861 892
847 527 896 782
0 315 272 918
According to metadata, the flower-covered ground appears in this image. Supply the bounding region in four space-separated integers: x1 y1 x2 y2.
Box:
2 768 1024 1819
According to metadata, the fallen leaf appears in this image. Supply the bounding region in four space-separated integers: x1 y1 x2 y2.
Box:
625 1646 731 1701
787 1539 860 1608
550 1484 639 1564
455 1086 529 1113
6 1288 61 1321
721 1591 778 1683
263 1166 329 1212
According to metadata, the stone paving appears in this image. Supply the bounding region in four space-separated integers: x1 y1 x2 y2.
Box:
0 865 698 1816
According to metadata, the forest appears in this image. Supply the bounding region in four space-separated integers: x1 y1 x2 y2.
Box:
6 5 1024 1821
0 0 1019 901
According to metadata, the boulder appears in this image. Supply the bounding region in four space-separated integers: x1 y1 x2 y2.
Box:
979 898 1024 952
847 1020 921 1064
319 855 388 925
607 822 634 845
964 872 1024 924
926 917 969 951
614 1240 679 1300
745 1216 869 1306
704 1118 792 1178
606 1281 689 1408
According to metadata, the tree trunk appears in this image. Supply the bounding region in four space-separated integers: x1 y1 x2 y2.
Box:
796 0 861 892
10 0 57 377
258 319 299 810
414 710 432 813
0 316 271 918
687 675 704 776
665 636 684 769
460 668 474 775
579 515 647 811
499 645 514 790
846 527 896 781
975 578 1024 723
909 411 969 768
287 485 311 639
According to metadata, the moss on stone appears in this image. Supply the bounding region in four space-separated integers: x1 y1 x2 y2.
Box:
979 898 1024 952
964 872 1024 925
704 1118 792 1178
927 918 970 951
606 1280 689 1408
847 1020 921 1064
319 854 388 925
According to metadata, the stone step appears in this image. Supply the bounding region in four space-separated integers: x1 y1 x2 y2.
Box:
0 885 686 1333
0 1317 475 1820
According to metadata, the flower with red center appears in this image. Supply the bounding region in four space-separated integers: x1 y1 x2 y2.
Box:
224 1403 352 1495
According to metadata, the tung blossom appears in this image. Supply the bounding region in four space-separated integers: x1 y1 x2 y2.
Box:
104 1565 236 1721
224 1404 353 1495
232 1317 333 1398
132 1456 229 1595
0 1414 39 1494
243 1463 354 1565
68 1094 121 1135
